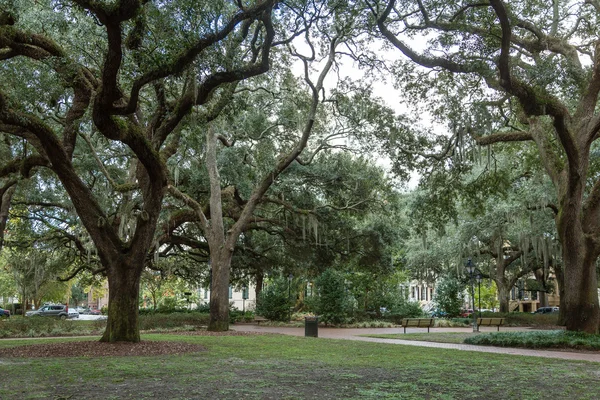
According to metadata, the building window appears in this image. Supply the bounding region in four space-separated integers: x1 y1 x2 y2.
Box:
228 286 233 299
204 289 208 300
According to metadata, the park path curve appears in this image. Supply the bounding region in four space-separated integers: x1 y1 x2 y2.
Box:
232 324 600 363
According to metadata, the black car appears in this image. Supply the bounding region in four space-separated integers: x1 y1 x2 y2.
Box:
532 306 559 314
0 308 10 318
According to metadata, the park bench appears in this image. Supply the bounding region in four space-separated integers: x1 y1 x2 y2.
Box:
477 317 505 331
400 318 435 333
254 316 268 325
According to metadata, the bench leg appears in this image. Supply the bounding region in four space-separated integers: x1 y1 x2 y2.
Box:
497 326 500 332
427 326 430 333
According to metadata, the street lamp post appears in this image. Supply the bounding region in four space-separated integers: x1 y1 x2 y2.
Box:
476 273 482 321
288 274 293 322
465 259 478 332
242 286 248 313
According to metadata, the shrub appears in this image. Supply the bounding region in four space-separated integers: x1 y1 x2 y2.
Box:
386 301 424 323
138 312 210 331
255 277 291 321
0 317 105 338
432 276 465 317
464 330 600 350
314 269 356 325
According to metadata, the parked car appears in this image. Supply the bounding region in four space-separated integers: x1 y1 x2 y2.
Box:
68 308 80 318
430 309 448 318
81 308 102 315
0 308 10 318
25 304 75 319
532 306 559 314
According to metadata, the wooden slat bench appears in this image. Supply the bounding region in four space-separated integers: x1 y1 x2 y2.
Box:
477 317 505 331
400 318 435 333
253 316 268 325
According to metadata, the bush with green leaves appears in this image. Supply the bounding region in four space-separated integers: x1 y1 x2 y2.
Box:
386 300 424 323
255 277 292 322
432 276 466 317
138 312 209 330
464 330 600 350
314 269 356 325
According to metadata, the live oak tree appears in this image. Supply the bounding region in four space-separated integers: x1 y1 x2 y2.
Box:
165 18 362 329
369 0 600 333
0 0 280 341
408 138 562 313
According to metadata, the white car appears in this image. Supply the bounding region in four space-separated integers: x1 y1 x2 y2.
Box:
68 308 80 318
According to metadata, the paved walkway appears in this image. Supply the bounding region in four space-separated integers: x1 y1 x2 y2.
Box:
232 325 600 363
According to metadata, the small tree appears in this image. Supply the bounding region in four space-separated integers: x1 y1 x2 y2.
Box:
255 277 290 322
314 269 355 325
432 276 466 317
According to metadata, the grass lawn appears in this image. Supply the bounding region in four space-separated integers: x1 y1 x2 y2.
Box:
361 332 476 344
1 334 599 399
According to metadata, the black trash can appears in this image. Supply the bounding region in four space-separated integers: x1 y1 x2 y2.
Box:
305 316 318 337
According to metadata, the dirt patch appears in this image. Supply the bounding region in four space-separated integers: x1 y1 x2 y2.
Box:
2 340 206 358
163 330 275 337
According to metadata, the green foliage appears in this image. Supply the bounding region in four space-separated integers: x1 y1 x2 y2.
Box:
475 280 499 310
0 317 105 338
432 276 465 317
464 330 600 351
386 301 424 323
138 312 210 331
313 269 355 325
255 277 292 322
489 312 558 327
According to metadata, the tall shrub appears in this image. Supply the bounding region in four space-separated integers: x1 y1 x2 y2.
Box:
314 269 355 324
255 277 291 321
433 277 466 317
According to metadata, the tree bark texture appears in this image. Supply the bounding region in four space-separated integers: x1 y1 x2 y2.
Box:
497 284 510 313
559 232 600 333
534 269 548 307
100 262 143 343
553 263 567 325
208 249 233 331
255 271 264 300
0 184 15 252
557 177 600 333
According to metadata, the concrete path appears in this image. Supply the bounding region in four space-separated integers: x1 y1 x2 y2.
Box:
232 325 600 363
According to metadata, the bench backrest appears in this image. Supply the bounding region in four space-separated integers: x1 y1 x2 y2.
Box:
477 317 505 325
401 318 434 327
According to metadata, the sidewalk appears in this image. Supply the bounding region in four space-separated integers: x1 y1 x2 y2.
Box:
232 325 600 363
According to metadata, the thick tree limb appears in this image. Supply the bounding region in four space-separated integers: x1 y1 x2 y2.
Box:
471 130 533 146
115 1 277 116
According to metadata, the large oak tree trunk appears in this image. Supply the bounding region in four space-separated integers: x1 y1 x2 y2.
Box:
0 184 15 252
558 190 600 333
208 250 233 331
562 245 599 333
497 283 510 313
554 263 567 325
101 262 143 342
255 271 264 300
534 269 548 307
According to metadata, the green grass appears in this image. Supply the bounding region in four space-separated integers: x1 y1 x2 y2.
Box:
0 334 599 399
362 332 476 344
362 330 600 352
0 312 212 338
